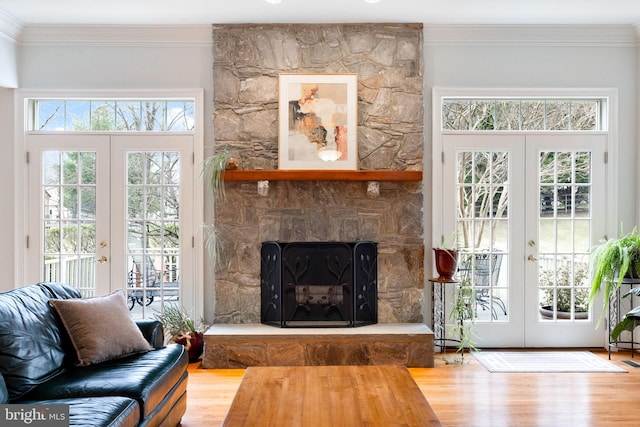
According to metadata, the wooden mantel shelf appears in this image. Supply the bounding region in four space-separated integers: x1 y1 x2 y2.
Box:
223 169 422 182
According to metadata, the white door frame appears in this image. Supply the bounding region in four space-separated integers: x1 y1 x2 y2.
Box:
15 89 204 320
432 87 618 347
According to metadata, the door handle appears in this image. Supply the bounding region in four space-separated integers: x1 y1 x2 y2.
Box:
97 256 108 264
527 255 538 262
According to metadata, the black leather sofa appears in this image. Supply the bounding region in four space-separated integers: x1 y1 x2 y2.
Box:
0 282 189 427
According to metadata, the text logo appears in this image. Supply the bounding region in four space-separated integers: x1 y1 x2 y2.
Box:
1 405 69 426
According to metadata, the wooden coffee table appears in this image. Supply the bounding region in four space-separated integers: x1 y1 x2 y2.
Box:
222 365 442 426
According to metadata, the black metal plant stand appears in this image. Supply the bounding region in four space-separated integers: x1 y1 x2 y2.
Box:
429 277 466 361
608 278 640 359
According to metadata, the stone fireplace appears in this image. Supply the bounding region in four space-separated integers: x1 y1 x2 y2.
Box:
261 241 377 327
211 23 425 325
202 23 432 369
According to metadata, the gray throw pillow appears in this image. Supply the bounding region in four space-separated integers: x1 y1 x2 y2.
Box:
49 290 152 366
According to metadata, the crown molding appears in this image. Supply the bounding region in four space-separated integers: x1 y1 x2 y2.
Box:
19 24 212 47
13 23 640 48
424 24 639 47
0 8 23 43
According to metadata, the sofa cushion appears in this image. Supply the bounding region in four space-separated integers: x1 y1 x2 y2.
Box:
22 343 188 420
21 396 140 427
49 290 152 366
0 282 81 400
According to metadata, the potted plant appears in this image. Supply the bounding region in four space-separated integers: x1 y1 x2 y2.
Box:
588 227 640 322
154 304 210 362
539 263 589 319
433 232 458 281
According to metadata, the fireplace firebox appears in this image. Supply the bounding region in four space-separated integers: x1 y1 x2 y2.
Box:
261 241 377 328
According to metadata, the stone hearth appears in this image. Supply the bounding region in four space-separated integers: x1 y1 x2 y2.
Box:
201 323 434 368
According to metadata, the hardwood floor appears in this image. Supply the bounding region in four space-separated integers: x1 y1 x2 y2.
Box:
181 349 640 427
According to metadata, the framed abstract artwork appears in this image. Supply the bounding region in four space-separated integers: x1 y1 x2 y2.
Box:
278 73 358 170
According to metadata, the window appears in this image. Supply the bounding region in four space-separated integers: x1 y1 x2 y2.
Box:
442 98 602 131
30 99 195 132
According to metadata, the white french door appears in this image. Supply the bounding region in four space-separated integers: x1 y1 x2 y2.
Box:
524 134 606 346
27 135 111 296
27 134 194 319
442 134 525 346
441 133 606 347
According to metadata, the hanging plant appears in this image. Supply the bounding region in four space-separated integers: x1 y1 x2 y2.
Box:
201 152 229 202
448 277 477 355
200 152 230 265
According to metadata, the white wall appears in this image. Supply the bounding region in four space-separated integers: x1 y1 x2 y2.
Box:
424 30 638 236
0 5 20 89
0 88 15 291
19 46 212 92
0 22 18 291
637 43 640 226
0 36 18 88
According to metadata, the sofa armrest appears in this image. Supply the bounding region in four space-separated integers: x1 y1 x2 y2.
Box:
136 320 165 349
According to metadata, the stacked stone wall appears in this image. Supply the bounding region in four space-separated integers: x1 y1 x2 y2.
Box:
212 23 424 323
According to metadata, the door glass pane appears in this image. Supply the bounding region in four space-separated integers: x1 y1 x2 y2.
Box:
456 149 510 323
537 151 592 321
127 151 181 319
42 151 97 297
495 100 520 130
546 101 570 130
115 101 141 131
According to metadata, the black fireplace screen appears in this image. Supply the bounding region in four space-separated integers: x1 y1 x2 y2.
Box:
261 241 377 327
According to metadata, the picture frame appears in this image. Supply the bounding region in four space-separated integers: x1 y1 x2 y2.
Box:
278 73 358 170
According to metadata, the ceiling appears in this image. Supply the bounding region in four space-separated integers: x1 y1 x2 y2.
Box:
2 0 640 27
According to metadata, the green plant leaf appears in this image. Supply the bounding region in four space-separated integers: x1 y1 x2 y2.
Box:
202 152 228 202
201 152 229 263
589 227 640 327
623 287 640 298
153 303 210 339
611 317 638 341
448 280 478 353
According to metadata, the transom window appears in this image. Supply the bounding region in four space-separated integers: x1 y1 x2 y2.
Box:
29 99 195 132
442 98 602 131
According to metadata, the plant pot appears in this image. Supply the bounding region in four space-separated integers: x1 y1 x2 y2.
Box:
539 305 588 320
176 332 205 362
433 248 458 281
